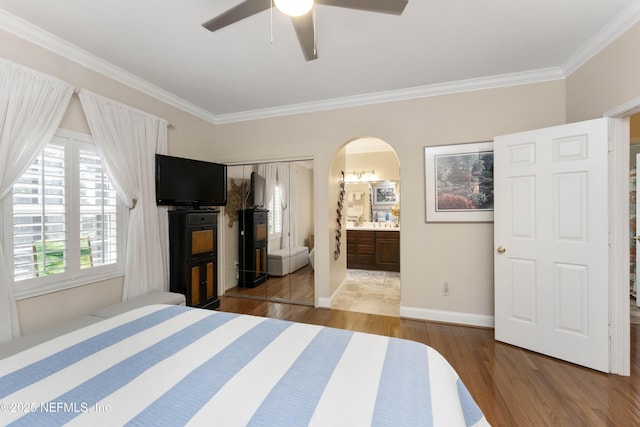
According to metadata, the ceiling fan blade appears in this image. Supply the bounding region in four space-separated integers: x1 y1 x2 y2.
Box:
315 0 408 15
202 0 271 32
291 13 318 61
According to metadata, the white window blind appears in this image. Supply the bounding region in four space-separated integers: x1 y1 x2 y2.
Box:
7 130 123 296
78 148 119 269
269 184 283 235
12 144 66 281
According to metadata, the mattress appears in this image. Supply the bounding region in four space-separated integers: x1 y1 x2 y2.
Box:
0 304 489 426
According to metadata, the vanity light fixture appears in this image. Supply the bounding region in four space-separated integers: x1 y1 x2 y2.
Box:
345 170 377 183
274 0 314 17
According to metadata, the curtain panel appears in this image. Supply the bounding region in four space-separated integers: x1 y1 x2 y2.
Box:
278 164 293 249
0 58 74 342
78 90 169 301
263 163 277 215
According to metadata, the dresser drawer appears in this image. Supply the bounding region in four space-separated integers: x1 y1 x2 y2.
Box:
188 212 216 225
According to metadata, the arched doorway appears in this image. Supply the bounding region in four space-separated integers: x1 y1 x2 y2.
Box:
331 137 401 316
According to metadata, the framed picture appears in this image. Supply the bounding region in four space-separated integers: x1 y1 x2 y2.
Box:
424 141 494 222
373 181 398 206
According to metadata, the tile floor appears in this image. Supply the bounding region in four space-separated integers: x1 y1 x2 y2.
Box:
331 269 400 317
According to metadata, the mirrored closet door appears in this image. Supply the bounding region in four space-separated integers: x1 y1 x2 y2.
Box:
222 160 314 305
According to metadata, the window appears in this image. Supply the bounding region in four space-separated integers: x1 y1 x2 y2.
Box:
6 130 124 298
268 184 282 236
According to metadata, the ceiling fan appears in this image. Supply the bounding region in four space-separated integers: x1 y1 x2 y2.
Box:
202 0 408 61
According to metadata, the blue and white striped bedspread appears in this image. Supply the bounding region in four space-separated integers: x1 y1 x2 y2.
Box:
0 304 489 426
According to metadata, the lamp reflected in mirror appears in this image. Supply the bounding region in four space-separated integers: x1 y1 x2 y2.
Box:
391 203 400 227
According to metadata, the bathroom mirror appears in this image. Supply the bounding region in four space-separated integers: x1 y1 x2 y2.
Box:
346 180 399 225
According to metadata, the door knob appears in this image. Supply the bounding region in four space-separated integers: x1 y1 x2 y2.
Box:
635 236 640 241
497 246 506 254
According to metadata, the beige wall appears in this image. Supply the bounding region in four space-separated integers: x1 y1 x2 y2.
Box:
329 148 347 297
0 28 217 333
2 20 574 328
17 278 122 335
566 21 640 122
213 81 566 320
346 150 400 182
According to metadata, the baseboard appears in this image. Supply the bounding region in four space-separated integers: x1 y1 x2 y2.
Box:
319 284 495 328
317 297 331 309
317 275 349 309
400 306 495 328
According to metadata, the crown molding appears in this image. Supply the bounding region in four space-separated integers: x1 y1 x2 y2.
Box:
213 67 565 124
604 95 640 118
2 4 635 126
0 8 218 125
562 0 640 77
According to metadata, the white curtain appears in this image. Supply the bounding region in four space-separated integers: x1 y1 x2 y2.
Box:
289 165 298 247
263 163 277 213
278 163 293 249
0 59 74 342
79 90 168 301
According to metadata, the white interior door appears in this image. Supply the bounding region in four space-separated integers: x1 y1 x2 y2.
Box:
494 118 610 372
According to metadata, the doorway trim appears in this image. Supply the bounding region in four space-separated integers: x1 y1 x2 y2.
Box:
604 97 639 376
330 137 402 315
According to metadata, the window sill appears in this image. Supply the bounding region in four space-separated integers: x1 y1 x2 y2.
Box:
14 270 124 301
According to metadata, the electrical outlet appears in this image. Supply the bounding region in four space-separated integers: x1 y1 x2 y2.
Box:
442 282 449 296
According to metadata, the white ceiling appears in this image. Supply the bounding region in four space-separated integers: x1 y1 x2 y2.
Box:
0 0 638 124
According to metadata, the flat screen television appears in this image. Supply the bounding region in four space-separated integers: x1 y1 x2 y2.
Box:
250 171 266 208
156 154 227 207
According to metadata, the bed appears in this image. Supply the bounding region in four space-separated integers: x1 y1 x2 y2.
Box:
0 304 489 426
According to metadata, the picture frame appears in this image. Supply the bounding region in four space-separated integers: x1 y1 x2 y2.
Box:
373 181 398 206
424 141 494 222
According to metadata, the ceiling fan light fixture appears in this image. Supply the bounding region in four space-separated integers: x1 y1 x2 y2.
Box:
274 0 314 17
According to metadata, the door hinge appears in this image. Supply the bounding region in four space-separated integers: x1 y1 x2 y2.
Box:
609 324 616 337
608 139 615 152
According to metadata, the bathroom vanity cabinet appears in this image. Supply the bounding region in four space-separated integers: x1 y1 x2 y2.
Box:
347 228 399 272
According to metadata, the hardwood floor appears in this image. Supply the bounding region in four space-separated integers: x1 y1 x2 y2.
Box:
225 265 314 305
217 296 640 426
